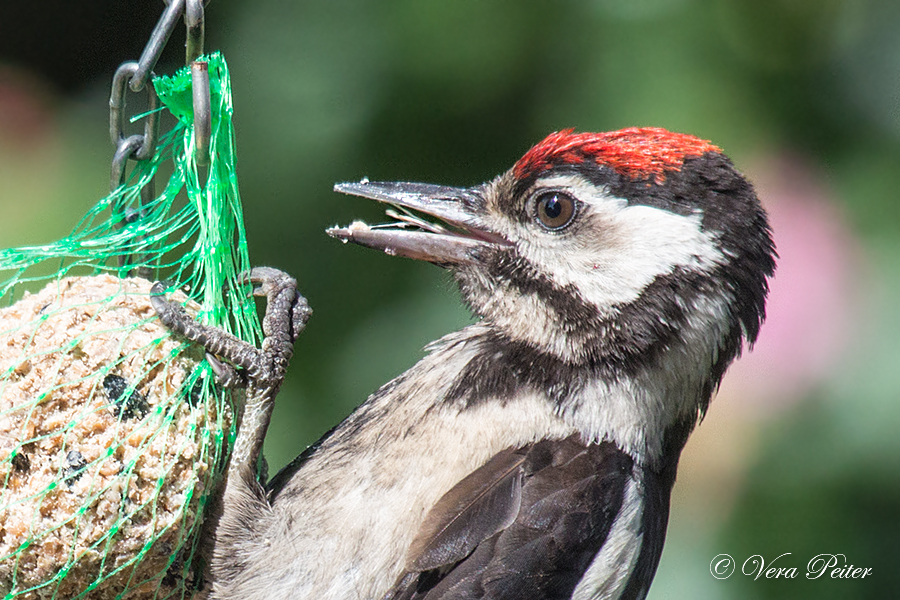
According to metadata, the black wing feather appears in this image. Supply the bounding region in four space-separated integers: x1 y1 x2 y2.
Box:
408 447 527 571
385 435 643 600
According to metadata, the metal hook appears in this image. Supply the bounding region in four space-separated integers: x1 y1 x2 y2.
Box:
191 61 212 168
186 0 206 64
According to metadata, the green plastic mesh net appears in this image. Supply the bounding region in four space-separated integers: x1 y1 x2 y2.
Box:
0 53 260 599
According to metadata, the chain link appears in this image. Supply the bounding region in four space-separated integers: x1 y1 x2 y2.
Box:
129 0 188 95
109 62 160 165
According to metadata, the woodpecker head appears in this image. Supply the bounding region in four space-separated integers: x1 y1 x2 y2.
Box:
330 128 775 429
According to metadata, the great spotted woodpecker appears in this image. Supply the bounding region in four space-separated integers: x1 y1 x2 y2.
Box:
152 127 776 600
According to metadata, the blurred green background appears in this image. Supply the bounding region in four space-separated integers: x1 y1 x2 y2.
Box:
1 1 898 598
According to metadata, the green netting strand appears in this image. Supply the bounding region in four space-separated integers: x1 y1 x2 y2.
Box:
0 52 259 600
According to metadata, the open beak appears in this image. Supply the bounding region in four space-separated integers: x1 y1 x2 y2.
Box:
328 181 509 265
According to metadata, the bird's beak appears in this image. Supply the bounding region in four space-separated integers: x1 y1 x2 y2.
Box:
328 180 510 265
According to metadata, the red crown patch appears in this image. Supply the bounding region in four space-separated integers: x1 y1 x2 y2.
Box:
514 128 721 184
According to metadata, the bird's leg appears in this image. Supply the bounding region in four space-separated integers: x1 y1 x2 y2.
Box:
151 267 311 481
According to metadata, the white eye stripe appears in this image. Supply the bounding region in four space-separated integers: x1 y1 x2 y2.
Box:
537 210 720 308
512 174 724 311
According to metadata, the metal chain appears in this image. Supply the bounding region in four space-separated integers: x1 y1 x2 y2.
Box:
108 0 207 193
108 0 207 272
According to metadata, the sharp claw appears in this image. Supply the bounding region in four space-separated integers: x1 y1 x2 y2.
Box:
236 268 281 297
149 281 169 311
206 353 245 389
292 300 312 341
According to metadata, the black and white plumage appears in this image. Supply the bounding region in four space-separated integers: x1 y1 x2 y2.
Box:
153 128 775 600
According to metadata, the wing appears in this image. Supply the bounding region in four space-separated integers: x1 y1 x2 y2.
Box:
383 434 669 600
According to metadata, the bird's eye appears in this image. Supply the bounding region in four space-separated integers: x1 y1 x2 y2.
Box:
534 192 577 230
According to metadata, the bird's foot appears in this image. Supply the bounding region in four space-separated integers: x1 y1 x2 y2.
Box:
150 267 310 475
151 267 310 387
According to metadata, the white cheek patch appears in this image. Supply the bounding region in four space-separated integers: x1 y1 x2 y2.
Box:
505 175 724 311
560 290 734 462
